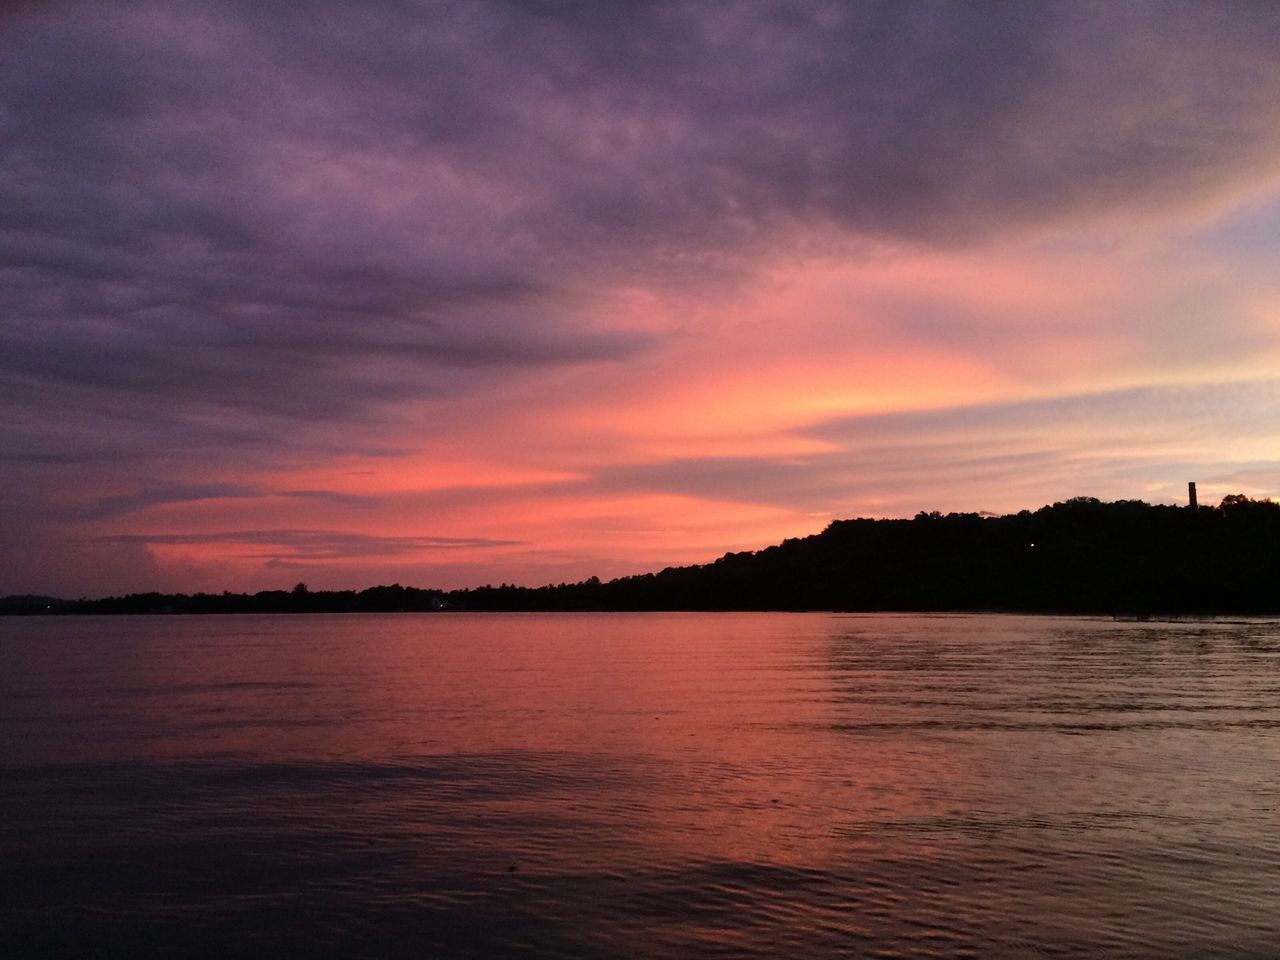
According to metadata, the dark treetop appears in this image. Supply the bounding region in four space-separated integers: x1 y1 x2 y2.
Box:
5 496 1278 616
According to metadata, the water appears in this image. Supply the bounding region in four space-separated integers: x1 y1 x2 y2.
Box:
2 612 1278 958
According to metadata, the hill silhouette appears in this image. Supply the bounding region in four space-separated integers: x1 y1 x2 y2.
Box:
6 495 1279 616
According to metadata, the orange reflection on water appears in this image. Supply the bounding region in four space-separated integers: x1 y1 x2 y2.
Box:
65 613 964 872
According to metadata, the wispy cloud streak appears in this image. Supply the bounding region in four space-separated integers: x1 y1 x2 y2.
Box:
95 530 523 559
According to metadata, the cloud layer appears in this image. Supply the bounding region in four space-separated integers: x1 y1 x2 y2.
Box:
4 1 1280 594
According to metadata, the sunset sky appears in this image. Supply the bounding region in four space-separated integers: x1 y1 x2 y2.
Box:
4 1 1280 597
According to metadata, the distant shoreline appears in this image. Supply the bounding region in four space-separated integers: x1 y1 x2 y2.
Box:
7 496 1280 617
5 607 1276 621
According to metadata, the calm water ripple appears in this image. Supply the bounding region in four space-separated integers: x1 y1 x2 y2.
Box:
2 612 1279 958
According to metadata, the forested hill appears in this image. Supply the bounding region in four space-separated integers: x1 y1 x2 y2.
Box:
598 495 1280 614
7 496 1279 616
452 494 1278 614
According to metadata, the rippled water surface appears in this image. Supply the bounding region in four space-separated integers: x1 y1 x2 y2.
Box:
3 612 1279 958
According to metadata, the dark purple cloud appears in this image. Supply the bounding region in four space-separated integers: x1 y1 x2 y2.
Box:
42 483 386 521
50 482 263 521
95 529 523 559
4 1 1280 465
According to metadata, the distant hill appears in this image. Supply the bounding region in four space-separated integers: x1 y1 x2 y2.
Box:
6 496 1279 615
0 595 66 615
447 495 1280 614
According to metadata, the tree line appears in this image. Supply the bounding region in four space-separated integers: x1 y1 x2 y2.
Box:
4 495 1278 615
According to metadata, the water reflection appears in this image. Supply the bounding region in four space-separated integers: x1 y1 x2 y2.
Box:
2 613 1278 958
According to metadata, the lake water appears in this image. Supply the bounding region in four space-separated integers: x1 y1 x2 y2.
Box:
2 612 1279 958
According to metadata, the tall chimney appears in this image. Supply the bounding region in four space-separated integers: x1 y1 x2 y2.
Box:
1188 481 1198 512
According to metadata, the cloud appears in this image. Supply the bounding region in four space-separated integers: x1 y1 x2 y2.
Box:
806 379 1280 447
94 529 523 560
584 379 1280 512
5 1 1280 465
278 489 381 507
44 483 387 520
51 482 263 521
589 447 1072 513
0 519 202 597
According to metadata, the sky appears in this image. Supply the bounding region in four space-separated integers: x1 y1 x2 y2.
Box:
4 0 1280 597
